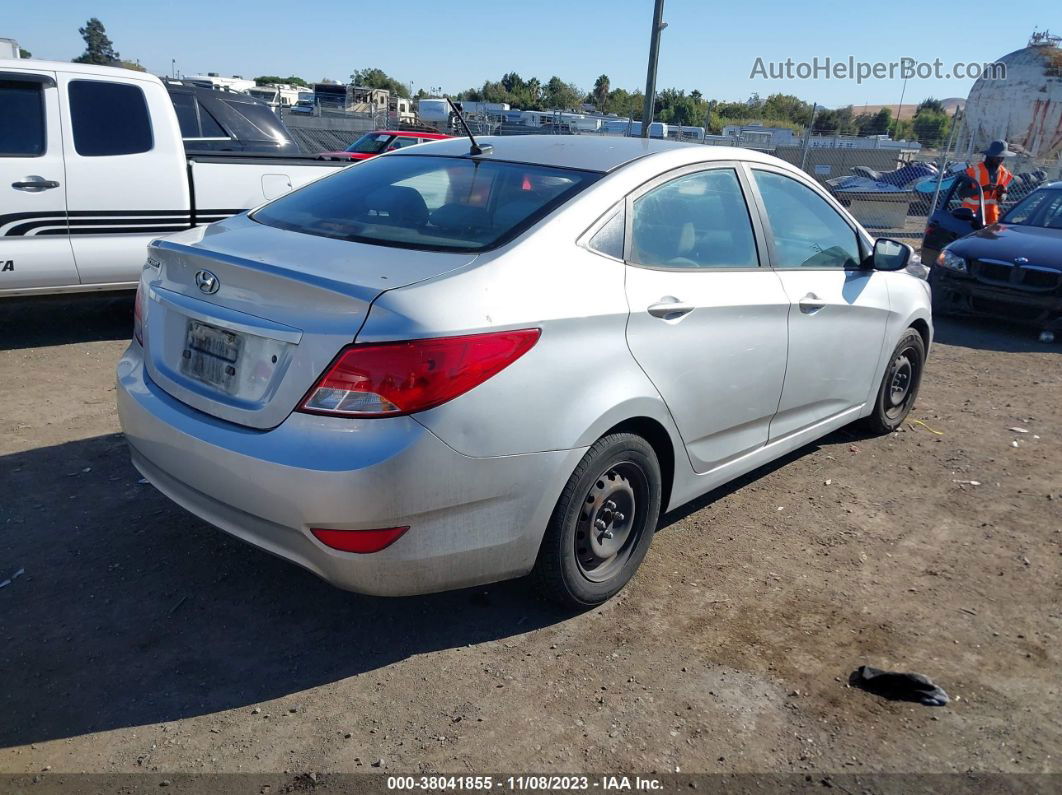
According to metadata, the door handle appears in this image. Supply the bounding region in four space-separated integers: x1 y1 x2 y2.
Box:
12 178 60 191
798 293 827 314
647 298 695 320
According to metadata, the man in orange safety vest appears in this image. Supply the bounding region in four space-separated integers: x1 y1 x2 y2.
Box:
959 140 1015 226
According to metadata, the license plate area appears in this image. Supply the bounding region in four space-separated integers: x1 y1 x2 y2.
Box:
180 320 243 394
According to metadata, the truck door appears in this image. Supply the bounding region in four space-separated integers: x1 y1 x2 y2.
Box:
56 72 191 287
0 70 78 293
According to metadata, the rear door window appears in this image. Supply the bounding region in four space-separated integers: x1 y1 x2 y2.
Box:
69 80 153 156
0 79 46 156
170 91 199 137
630 168 759 269
252 154 599 252
197 102 227 137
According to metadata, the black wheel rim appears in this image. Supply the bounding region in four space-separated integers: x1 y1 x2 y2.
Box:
575 461 649 583
884 344 919 419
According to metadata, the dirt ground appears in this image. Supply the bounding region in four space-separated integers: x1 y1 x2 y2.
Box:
1 295 1059 784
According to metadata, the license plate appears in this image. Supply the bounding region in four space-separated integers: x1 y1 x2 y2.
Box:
180 320 242 393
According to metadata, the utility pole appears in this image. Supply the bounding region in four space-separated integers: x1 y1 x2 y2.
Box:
640 0 667 138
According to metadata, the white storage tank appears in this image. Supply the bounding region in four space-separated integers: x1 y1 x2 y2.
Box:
963 32 1062 160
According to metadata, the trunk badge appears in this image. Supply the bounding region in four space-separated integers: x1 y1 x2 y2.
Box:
195 270 220 294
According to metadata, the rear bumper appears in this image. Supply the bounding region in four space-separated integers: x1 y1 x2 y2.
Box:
117 344 584 596
930 266 1062 329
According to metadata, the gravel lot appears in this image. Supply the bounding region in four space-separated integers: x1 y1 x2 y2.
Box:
1 295 1059 782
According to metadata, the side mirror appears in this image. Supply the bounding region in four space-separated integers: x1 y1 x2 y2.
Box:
951 206 976 225
872 238 911 271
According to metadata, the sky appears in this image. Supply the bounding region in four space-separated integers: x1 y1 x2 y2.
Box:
6 0 1059 108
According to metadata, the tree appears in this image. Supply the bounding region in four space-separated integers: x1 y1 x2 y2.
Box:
912 108 950 147
350 67 409 98
118 60 145 72
593 74 610 112
543 76 582 111
19 47 32 58
916 97 945 115
73 18 120 66
254 75 309 87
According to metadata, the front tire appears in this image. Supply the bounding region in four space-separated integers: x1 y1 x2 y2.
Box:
534 433 662 608
862 329 926 434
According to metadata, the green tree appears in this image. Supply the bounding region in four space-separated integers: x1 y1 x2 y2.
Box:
912 108 950 146
19 47 32 58
350 67 409 98
593 74 610 112
543 76 582 111
254 75 309 87
916 97 945 115
72 18 120 65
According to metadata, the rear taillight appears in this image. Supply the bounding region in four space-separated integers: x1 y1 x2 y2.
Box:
298 329 540 417
133 282 145 345
311 526 409 553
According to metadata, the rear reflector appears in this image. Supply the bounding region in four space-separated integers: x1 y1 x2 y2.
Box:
310 526 410 553
299 328 541 417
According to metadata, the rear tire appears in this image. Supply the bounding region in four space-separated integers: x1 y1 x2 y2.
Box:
862 329 926 435
533 433 662 608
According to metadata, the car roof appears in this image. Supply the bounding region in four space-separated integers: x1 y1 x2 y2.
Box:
389 134 771 173
0 57 164 85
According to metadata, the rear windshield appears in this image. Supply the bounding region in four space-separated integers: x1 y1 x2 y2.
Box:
251 154 599 252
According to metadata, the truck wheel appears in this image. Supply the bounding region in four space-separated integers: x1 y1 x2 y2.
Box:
862 329 926 435
534 433 661 608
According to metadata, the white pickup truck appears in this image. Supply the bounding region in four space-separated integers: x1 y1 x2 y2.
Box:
0 59 344 296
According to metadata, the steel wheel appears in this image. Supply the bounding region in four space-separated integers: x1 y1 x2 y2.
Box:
885 350 915 419
863 329 926 435
575 463 647 583
534 433 662 607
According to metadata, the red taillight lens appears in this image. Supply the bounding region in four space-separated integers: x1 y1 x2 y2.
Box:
298 329 541 417
133 282 145 345
311 526 409 553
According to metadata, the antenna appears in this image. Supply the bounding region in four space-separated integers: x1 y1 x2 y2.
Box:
446 96 493 156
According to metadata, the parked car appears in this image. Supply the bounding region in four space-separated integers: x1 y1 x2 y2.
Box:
163 79 300 154
930 182 1062 332
0 59 344 297
316 130 451 161
117 136 932 607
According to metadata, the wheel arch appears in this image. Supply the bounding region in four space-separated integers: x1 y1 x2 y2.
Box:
599 416 677 512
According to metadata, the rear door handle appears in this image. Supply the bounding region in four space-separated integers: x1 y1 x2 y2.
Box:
12 178 60 191
647 299 695 320
798 293 827 314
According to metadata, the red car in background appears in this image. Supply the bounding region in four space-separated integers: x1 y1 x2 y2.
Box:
317 130 452 161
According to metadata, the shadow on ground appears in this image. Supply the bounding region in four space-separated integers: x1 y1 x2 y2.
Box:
932 315 1059 354
0 294 134 351
0 433 572 748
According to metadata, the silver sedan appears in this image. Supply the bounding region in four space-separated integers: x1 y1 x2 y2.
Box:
117 135 932 607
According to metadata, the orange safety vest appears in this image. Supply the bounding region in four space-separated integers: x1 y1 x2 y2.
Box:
962 161 1013 225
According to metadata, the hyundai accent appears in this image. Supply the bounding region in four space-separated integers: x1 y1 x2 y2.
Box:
117 135 932 607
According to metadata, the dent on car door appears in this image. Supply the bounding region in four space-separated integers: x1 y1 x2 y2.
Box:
747 167 890 439
621 164 790 474
0 71 78 292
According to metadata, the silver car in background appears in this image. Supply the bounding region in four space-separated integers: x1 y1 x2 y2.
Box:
117 135 932 607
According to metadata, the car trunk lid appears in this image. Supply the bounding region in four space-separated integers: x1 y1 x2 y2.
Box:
142 215 476 429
